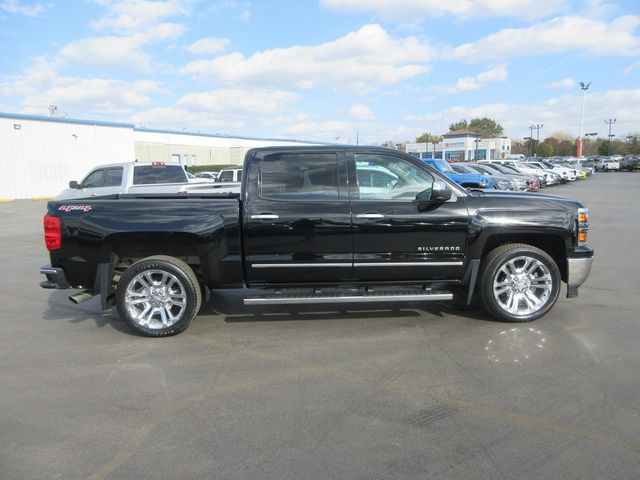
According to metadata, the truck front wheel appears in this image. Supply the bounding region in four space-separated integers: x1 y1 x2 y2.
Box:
116 255 202 337
478 244 560 322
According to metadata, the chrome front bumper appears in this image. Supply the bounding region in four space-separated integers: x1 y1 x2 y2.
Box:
566 257 593 298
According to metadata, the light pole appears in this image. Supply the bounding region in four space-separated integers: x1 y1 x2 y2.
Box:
578 81 591 158
524 137 533 157
431 141 437 159
604 118 616 157
474 138 480 161
530 124 543 157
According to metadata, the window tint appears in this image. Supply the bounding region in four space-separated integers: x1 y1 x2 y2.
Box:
82 169 105 188
354 154 433 201
104 168 123 187
133 165 186 185
260 153 339 201
218 170 235 182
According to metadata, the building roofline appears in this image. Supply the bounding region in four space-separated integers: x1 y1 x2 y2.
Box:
0 111 134 129
133 126 337 145
0 111 340 145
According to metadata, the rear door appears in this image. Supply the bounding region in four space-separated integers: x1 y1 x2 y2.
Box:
243 150 352 284
348 151 469 282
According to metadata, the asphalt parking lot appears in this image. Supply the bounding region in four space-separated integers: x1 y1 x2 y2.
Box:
1 173 639 480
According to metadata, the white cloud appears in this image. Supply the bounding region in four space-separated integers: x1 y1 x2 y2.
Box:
0 59 163 116
237 8 250 21
186 37 230 55
58 23 185 72
181 24 433 92
434 65 508 93
320 0 567 21
547 77 576 89
177 88 299 115
403 88 640 139
90 0 192 32
0 0 46 17
450 15 640 61
129 107 243 131
349 104 374 120
279 119 354 141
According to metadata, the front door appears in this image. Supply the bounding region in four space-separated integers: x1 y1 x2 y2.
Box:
243 150 352 285
348 152 469 282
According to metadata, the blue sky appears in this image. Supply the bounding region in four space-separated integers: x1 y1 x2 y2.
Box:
1 0 639 144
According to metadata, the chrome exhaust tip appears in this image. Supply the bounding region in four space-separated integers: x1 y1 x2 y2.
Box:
69 290 97 304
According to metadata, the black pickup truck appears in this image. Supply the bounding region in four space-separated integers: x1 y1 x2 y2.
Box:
40 146 593 337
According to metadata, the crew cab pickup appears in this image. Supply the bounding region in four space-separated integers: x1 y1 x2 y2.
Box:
40 146 594 337
55 162 238 200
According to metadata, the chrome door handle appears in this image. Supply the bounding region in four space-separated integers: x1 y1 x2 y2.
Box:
356 213 385 219
251 214 279 219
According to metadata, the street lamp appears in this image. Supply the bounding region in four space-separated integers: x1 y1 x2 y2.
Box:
578 81 591 158
431 140 437 159
474 138 481 161
604 118 616 157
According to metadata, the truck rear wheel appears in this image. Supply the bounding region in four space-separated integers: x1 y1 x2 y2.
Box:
478 244 560 322
116 255 201 337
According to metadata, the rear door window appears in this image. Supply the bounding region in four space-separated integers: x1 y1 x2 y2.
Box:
260 153 339 201
133 165 186 185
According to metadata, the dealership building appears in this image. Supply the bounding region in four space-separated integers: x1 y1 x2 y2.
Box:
0 112 323 200
406 129 512 162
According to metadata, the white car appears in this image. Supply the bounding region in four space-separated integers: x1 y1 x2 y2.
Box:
218 168 243 182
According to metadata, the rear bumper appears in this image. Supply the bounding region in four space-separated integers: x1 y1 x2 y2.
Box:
40 264 70 289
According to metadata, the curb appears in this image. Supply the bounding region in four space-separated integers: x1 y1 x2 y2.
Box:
31 196 54 201
0 198 15 203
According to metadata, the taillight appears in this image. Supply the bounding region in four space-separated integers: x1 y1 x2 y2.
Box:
44 215 62 251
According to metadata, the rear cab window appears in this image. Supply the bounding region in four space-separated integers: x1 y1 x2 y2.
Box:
133 165 187 185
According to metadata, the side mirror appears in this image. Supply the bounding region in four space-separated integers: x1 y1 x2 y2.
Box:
431 181 452 203
69 180 80 189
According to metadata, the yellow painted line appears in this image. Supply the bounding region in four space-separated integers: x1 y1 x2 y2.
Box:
0 198 15 203
31 196 54 201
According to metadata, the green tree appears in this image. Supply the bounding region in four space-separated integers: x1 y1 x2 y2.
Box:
415 132 443 144
448 117 504 138
448 120 469 131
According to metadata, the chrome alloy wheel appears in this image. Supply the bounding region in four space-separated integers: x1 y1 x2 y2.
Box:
125 269 187 329
492 255 553 317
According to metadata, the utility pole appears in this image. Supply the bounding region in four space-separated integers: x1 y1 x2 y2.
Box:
530 124 543 157
578 82 591 158
604 118 616 157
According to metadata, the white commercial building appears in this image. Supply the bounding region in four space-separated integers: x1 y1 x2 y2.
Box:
0 112 323 200
406 130 512 162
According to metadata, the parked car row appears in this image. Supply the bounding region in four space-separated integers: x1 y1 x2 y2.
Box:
422 156 596 193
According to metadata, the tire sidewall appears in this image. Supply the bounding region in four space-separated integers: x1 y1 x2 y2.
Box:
116 258 199 337
480 246 561 323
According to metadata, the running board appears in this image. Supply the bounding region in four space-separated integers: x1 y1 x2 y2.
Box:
244 290 453 306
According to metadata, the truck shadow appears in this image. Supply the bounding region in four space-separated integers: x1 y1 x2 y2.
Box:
41 289 495 334
200 291 494 324
42 289 134 335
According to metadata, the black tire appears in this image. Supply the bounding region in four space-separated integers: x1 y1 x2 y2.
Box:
116 255 202 337
478 243 561 322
